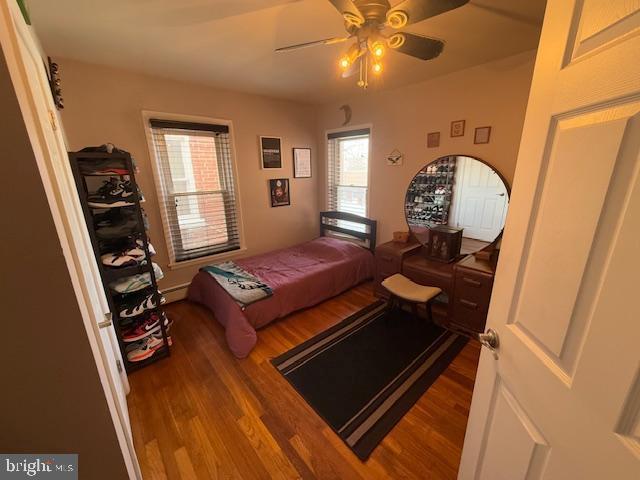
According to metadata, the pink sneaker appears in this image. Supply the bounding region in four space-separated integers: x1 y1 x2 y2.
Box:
126 331 172 362
122 313 172 343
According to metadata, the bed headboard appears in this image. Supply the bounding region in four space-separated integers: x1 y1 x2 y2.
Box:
319 211 377 251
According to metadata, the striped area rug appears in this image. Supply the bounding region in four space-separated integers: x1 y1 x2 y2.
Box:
271 301 468 460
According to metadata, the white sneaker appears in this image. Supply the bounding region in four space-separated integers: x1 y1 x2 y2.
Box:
109 263 164 293
126 331 171 362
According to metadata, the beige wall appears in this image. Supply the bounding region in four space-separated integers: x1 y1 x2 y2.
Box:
60 50 535 290
0 51 128 479
59 59 319 293
316 50 537 243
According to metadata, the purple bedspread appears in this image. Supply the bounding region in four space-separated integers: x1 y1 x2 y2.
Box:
187 237 374 358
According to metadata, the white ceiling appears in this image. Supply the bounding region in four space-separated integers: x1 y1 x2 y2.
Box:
28 0 546 104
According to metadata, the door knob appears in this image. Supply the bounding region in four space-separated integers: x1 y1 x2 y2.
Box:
477 328 499 359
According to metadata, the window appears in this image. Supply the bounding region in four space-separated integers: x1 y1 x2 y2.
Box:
149 119 241 263
327 128 370 230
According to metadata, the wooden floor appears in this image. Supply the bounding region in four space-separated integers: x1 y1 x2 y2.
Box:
128 282 481 480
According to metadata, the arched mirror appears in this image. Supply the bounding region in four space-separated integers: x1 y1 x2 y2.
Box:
405 155 510 257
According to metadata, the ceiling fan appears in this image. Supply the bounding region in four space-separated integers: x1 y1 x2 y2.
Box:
276 0 469 88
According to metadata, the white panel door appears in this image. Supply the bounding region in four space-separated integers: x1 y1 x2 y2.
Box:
0 1 140 478
459 1 640 479
453 157 509 241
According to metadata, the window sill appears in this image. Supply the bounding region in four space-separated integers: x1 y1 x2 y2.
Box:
167 247 247 270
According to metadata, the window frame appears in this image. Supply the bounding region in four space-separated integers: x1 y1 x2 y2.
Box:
325 124 372 217
142 111 246 269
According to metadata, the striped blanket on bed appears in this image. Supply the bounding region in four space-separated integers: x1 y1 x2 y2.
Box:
201 261 273 308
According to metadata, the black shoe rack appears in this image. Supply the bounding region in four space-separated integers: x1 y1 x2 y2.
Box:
69 149 170 372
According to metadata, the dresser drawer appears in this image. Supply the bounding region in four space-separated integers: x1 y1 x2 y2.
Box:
451 257 496 334
376 252 401 275
403 264 453 295
454 270 493 304
451 297 488 332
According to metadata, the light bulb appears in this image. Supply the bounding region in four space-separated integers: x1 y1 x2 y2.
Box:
373 62 383 74
372 42 385 58
339 56 350 69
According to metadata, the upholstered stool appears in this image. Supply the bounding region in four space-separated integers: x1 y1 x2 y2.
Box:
381 273 442 322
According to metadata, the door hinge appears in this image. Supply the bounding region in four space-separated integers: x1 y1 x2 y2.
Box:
48 110 57 131
98 312 113 329
116 359 123 374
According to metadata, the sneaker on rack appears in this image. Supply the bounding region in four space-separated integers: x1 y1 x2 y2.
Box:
92 166 129 176
101 238 155 268
101 251 139 268
118 290 166 318
88 177 136 208
78 157 130 176
109 262 164 294
125 331 171 362
95 209 139 240
94 208 125 228
122 312 172 343
98 233 139 254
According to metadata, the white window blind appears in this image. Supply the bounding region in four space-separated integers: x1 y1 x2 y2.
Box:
149 119 241 263
327 128 370 230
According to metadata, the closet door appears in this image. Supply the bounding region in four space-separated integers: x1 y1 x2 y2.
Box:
0 1 140 478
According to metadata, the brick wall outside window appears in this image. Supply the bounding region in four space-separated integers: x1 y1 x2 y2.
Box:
178 136 229 250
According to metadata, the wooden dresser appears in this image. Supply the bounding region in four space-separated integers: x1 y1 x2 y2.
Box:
374 240 497 335
373 241 422 298
451 254 495 333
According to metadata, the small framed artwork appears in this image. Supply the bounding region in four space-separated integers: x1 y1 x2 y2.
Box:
293 148 312 178
427 131 440 148
269 178 290 207
260 136 282 169
474 126 492 144
450 120 465 138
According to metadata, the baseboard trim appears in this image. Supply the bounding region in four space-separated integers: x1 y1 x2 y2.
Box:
162 282 190 303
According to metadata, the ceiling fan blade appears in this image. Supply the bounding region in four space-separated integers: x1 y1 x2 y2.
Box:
386 0 469 28
327 0 365 25
275 36 349 52
387 33 444 60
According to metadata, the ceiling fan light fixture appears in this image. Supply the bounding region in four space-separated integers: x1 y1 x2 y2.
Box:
387 33 405 49
343 11 364 28
277 0 462 90
386 10 408 29
371 41 385 58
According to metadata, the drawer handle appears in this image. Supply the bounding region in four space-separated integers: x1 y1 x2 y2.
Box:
463 277 482 287
460 299 478 310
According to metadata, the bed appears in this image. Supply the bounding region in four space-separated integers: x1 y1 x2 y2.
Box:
187 211 377 358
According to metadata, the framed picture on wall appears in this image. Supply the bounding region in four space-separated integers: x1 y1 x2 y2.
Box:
450 120 465 137
260 136 282 169
474 126 492 144
269 178 290 207
427 131 440 148
293 148 312 178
